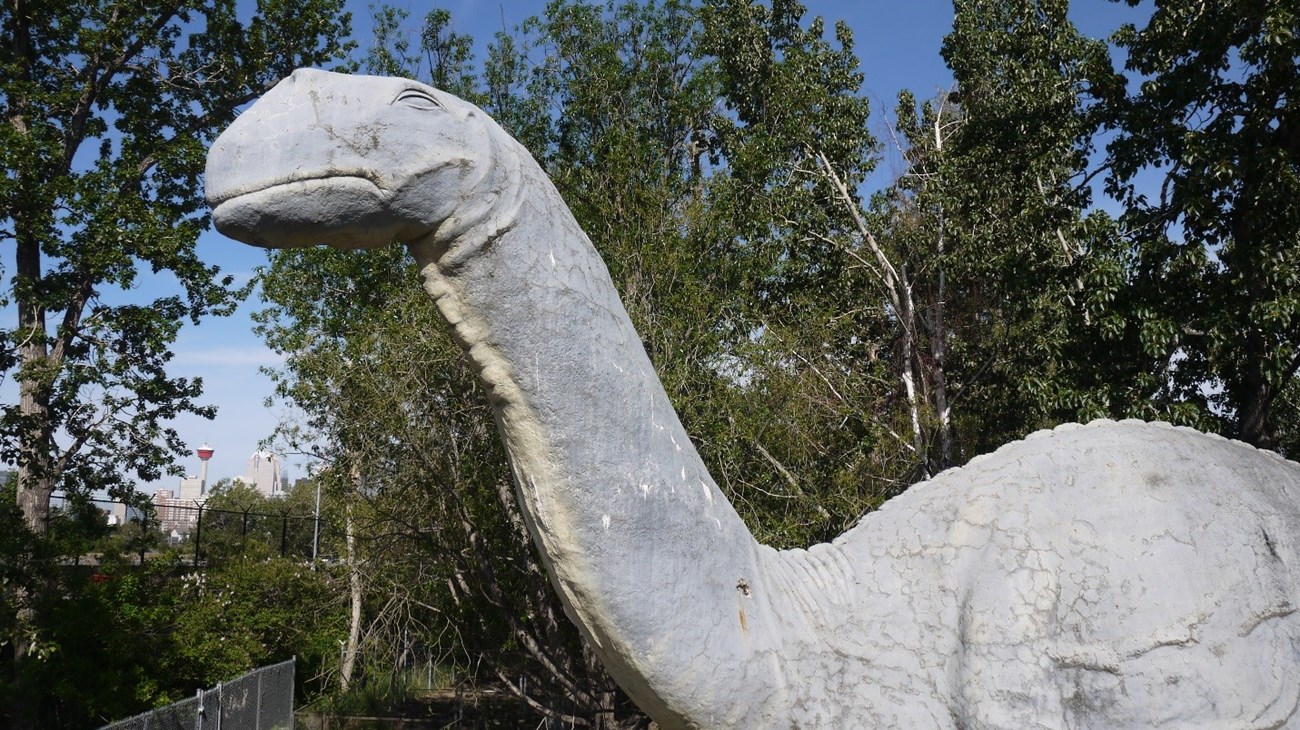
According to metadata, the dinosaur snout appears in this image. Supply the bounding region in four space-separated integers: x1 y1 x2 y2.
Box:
206 69 466 250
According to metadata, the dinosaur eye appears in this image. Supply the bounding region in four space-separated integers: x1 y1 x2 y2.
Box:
394 88 441 110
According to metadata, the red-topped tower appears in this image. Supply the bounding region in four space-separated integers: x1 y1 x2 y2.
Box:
196 443 214 494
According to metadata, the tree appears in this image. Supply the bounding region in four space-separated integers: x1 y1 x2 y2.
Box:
1104 0 1300 452
196 479 277 562
832 0 1144 475
169 557 340 700
19 556 182 726
0 0 354 535
930 0 1129 453
697 0 905 542
0 1 353 725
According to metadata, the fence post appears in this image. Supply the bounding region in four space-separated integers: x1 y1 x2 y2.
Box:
194 688 203 730
194 504 204 568
138 512 148 565
255 664 263 730
215 681 222 730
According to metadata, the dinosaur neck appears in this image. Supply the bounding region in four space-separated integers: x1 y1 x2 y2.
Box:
407 149 781 724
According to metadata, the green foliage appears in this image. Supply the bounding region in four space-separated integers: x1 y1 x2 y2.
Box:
0 482 340 727
847 0 1228 476
1104 0 1300 450
0 0 355 528
196 481 276 562
697 0 909 540
22 558 182 726
169 558 342 697
44 492 114 561
933 0 1135 452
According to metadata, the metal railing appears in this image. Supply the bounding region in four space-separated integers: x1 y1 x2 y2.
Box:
98 657 295 730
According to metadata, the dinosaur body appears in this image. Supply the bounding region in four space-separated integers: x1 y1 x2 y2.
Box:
206 70 1300 728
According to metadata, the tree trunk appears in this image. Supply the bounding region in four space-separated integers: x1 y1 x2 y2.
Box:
815 150 932 477
340 486 363 691
15 233 54 534
929 97 954 471
8 0 54 538
11 227 48 730
1234 355 1277 450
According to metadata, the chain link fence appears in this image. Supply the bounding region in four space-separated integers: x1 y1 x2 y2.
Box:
48 492 332 567
98 657 295 730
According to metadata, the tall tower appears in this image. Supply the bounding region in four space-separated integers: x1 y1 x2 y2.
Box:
196 443 214 494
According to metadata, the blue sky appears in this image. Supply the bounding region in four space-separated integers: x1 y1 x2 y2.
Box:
136 0 1145 493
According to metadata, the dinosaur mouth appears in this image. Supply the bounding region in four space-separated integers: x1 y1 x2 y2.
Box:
208 171 388 207
210 175 405 250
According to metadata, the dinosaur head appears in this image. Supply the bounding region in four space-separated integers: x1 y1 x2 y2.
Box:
206 68 507 250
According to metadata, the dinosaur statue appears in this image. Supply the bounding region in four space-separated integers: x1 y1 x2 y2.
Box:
206 69 1300 728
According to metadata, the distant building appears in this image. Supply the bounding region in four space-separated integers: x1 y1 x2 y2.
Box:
153 488 200 535
107 499 146 527
178 475 204 502
242 450 284 498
